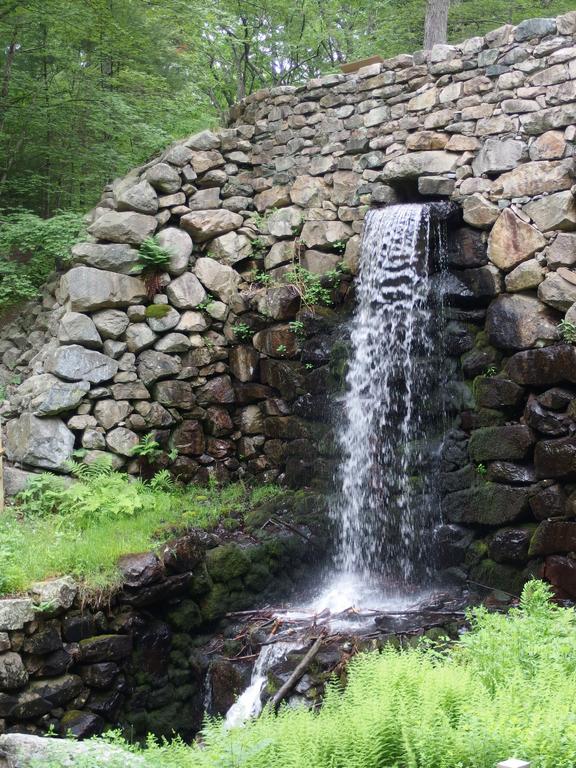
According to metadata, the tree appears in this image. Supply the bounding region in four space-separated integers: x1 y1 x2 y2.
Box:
424 0 450 48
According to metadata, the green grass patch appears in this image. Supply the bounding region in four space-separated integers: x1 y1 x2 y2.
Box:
0 461 281 597
42 580 576 768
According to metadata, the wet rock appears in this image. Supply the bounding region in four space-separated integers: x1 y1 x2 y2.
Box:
196 375 235 405
486 294 558 351
473 377 524 409
79 662 119 689
489 527 532 563
5 414 75 470
486 462 536 485
447 228 487 268
529 483 567 521
62 266 146 311
487 209 546 271
118 553 165 588
153 380 195 409
524 397 569 435
535 436 576 478
229 346 259 382
542 555 576 599
87 211 157 245
444 484 531 525
60 709 105 738
506 345 576 386
79 635 132 663
253 325 300 358
530 520 576 556
468 425 534 462
434 524 475 567
171 420 205 455
162 534 205 573
538 387 575 410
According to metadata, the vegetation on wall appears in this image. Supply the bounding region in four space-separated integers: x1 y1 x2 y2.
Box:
40 580 576 768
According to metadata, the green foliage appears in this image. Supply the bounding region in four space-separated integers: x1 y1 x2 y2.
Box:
1 476 282 596
484 365 498 377
131 433 163 461
558 318 576 344
289 320 305 338
285 265 334 307
0 210 84 311
133 237 172 274
276 344 287 354
232 322 254 342
476 462 487 476
145 304 171 319
59 581 576 768
252 270 273 286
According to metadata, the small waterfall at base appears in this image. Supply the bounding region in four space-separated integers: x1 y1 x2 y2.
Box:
320 203 450 608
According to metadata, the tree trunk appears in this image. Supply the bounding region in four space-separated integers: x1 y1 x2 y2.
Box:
423 0 450 49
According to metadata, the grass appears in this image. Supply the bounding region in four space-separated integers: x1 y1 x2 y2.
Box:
39 580 576 768
0 463 281 598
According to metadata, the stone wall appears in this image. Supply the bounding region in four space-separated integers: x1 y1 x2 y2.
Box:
0 491 323 739
2 12 576 593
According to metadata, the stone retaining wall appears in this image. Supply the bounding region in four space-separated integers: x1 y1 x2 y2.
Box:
2 13 576 594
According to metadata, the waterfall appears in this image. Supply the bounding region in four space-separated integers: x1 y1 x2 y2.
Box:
331 203 448 589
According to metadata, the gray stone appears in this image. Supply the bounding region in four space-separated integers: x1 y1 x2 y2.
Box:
0 599 35 631
188 187 221 210
92 310 130 339
300 220 352 249
194 257 241 302
191 149 225 174
116 180 158 215
267 206 303 238
265 241 296 271
166 272 207 309
514 17 556 41
62 267 146 311
46 345 118 383
505 259 544 291
491 160 573 199
125 323 158 353
94 400 131 430
146 306 180 332
71 243 140 274
0 733 147 767
176 311 209 333
417 176 455 196
153 380 195 409
538 272 576 311
106 427 139 456
163 144 193 166
180 210 243 242
31 577 77 612
58 312 102 349
87 211 157 245
186 129 221 150
0 652 28 690
144 162 181 194
486 294 559 351
524 191 576 232
488 209 546 271
255 285 301 320
3 466 36 498
207 232 253 265
155 227 193 276
381 151 457 181
32 380 90 417
154 332 191 353
462 194 500 229
5 414 74 470
547 233 576 268
471 138 526 176
137 350 181 385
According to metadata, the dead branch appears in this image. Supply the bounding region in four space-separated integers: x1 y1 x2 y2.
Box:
271 633 325 711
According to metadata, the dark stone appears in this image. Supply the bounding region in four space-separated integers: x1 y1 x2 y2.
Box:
264 416 310 439
538 387 575 410
62 612 107 643
59 709 104 738
486 462 536 485
468 425 534 462
27 674 83 706
206 659 245 716
292 393 330 421
469 559 528 596
205 544 251 582
0 692 16 717
79 635 132 663
461 348 499 378
486 295 559 352
260 359 305 399
22 623 62 655
167 600 203 631
445 322 475 357
489 527 533 563
529 483 567 520
530 520 576 556
132 619 172 680
170 456 201 483
433 524 475 566
24 648 72 678
440 465 477 493
162 534 206 573
171 420 205 455
542 555 576 600
87 689 123 719
206 437 234 459
196 375 235 405
524 397 570 436
473 377 523 409
234 383 274 403
444 484 531 525
448 227 487 268
455 267 501 303
461 408 508 430
153 380 195 409
535 436 576 479
118 552 165 588
8 690 51 719
0 653 28 690
120 573 191 608
79 663 119 689
285 456 315 488
506 345 576 387
203 407 233 436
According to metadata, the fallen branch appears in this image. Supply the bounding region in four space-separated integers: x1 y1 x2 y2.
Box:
271 633 325 712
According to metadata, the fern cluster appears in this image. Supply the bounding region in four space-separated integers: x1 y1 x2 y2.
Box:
64 581 576 768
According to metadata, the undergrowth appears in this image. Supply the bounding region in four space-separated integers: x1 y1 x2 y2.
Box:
0 460 281 597
39 581 576 768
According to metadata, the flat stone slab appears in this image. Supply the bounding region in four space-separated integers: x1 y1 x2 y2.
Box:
0 733 146 767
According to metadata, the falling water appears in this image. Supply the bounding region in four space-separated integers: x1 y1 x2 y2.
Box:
331 203 449 592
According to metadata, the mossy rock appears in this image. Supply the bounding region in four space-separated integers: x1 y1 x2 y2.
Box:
167 600 203 632
145 304 171 319
188 564 213 597
464 539 489 568
205 544 251 583
244 561 273 593
470 558 529 597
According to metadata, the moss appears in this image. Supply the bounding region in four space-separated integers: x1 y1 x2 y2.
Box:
329 339 349 390
470 558 528 597
167 600 203 632
465 539 489 568
144 303 171 319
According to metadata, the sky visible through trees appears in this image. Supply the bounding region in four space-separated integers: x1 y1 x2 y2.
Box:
1 0 575 217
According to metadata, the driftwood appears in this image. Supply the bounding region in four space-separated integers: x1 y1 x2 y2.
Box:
271 634 325 712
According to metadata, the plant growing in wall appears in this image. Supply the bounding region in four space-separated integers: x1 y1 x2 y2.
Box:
232 322 253 342
558 319 576 344
132 236 171 298
131 432 166 478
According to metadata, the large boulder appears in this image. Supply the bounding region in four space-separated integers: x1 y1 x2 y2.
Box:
530 520 576 556
46 345 118 383
487 209 546 271
155 227 193 276
472 138 526 176
71 243 140 274
116 180 158 215
485 294 558 350
524 191 576 232
380 151 458 180
535 436 576 478
194 257 241 302
443 483 532 525
468 425 534 462
166 272 207 309
300 220 352 249
92 310 130 339
207 232 253 265
6 414 75 470
61 266 147 311
137 350 181 386
180 210 243 242
491 159 573 198
58 312 102 349
144 162 181 193
538 272 576 311
87 211 157 245
506 345 576 386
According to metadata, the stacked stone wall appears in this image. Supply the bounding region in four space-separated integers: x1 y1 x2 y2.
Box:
2 12 576 593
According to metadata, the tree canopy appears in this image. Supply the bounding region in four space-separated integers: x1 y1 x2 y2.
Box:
1 0 574 216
